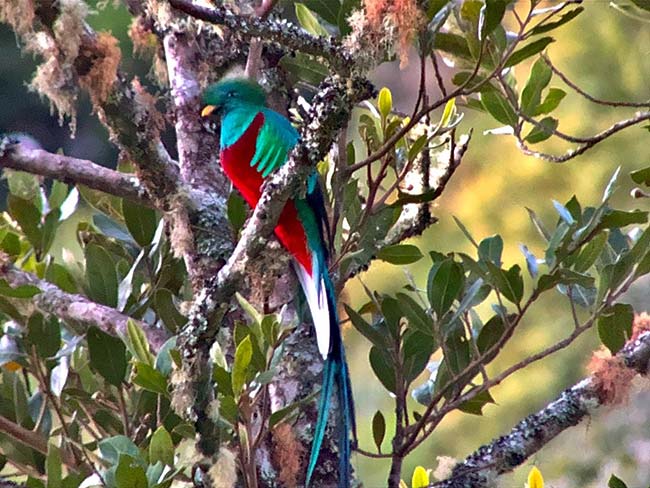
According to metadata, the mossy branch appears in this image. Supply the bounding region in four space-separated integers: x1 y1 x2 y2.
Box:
0 256 169 353
168 0 355 74
431 329 650 488
0 138 153 206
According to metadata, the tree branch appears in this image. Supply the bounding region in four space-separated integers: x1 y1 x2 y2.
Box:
0 414 77 470
431 330 650 488
343 131 471 282
516 111 650 163
168 0 354 73
0 138 152 206
0 257 168 352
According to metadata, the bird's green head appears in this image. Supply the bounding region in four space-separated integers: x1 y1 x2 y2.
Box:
201 78 267 118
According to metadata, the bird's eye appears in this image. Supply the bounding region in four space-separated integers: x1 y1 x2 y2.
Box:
227 91 235 98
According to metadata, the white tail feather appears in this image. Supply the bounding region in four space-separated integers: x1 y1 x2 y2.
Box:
294 262 330 359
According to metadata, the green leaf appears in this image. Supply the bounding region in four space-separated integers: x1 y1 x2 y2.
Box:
574 231 608 273
534 88 566 115
127 319 154 366
433 32 472 60
598 303 633 354
536 268 594 293
303 0 340 24
381 296 402 338
232 335 253 396
396 293 434 336
529 7 584 36
0 279 41 298
122 199 157 247
552 199 575 225
44 263 74 293
607 474 629 488
235 292 263 325
603 167 622 203
48 180 69 210
41 209 60 256
295 3 329 36
7 194 42 252
504 37 555 68
427 258 465 317
149 427 174 466
407 133 429 163
344 304 387 347
227 191 247 235
99 436 142 465
480 0 505 39
478 235 503 266
46 442 62 488
520 58 552 116
87 326 127 387
453 216 479 247
480 88 517 127
153 289 187 333
599 209 648 229
525 117 558 144
85 243 118 308
371 410 386 453
115 455 148 488
377 244 423 264
402 330 435 382
486 263 523 304
369 346 396 393
280 52 328 86
133 362 168 395
457 390 495 415
0 231 21 257
476 315 505 353
5 169 39 201
630 166 650 186
526 206 551 241
27 314 60 359
441 325 470 376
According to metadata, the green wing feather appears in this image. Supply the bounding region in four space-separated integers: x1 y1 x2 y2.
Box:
250 108 299 177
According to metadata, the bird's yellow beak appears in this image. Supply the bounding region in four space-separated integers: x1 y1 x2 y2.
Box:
201 105 217 117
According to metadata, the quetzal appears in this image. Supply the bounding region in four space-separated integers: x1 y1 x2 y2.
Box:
201 78 355 486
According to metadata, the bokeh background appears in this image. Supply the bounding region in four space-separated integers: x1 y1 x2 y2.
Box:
2 1 650 486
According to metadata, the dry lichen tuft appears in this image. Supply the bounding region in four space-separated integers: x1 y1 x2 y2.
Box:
359 0 424 68
588 350 636 405
28 33 78 133
0 0 35 37
630 311 650 342
129 16 158 57
79 32 121 107
53 0 88 61
131 77 165 136
23 0 90 134
208 447 238 488
272 423 304 487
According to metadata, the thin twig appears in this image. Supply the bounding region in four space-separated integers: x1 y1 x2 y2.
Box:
542 54 650 108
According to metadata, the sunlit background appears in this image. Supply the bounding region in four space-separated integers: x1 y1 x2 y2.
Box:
2 1 650 486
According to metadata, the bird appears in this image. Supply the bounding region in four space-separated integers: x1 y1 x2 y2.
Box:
201 77 355 487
